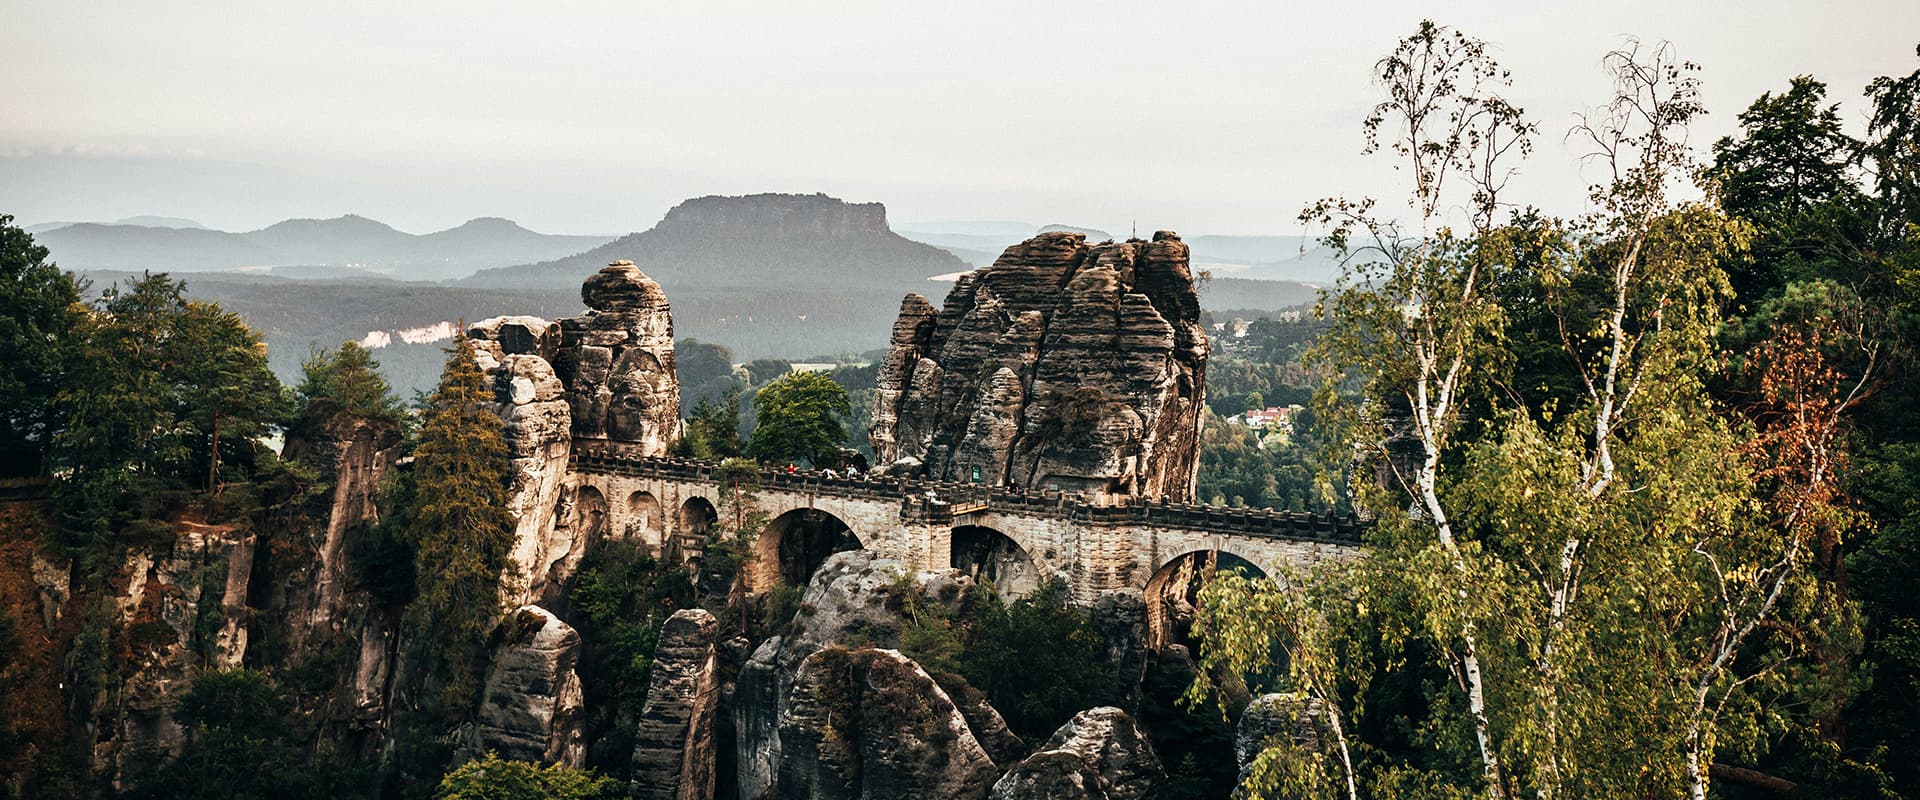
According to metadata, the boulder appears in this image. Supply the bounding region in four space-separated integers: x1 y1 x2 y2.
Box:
778 647 999 800
464 606 587 767
631 609 721 800
734 550 988 799
868 231 1208 501
992 707 1163 800
1235 692 1326 785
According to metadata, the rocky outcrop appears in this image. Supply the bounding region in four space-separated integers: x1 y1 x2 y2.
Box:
735 551 991 798
554 261 679 452
94 522 257 787
471 317 576 606
275 402 404 656
1090 590 1150 708
631 609 721 800
463 605 587 767
991 707 1164 800
779 647 999 800
1235 692 1327 785
869 231 1208 501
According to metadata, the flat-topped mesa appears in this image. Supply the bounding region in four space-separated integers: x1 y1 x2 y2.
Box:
868 230 1209 502
554 261 680 453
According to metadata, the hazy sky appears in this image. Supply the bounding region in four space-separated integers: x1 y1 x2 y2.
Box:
3 1 1916 236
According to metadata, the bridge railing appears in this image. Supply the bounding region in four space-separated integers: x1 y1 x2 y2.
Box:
567 441 1364 545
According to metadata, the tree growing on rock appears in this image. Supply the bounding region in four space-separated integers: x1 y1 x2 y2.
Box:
403 330 516 716
0 215 83 476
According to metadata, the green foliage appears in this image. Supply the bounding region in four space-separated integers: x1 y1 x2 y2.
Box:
1196 409 1337 512
300 340 404 423
742 357 793 387
0 214 83 476
434 753 618 800
958 579 1107 741
746 370 852 467
674 387 743 460
570 540 692 773
404 331 515 716
127 668 370 800
674 337 739 412
48 273 287 573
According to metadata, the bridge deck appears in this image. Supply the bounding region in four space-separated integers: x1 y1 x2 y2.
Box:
569 443 1365 546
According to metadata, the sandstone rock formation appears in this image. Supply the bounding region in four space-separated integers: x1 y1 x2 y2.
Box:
735 550 993 799
554 261 679 452
869 231 1208 501
1236 692 1328 785
991 707 1165 800
631 609 721 800
275 401 404 657
1090 589 1150 708
463 605 588 767
470 317 577 606
779 647 1000 800
82 521 257 787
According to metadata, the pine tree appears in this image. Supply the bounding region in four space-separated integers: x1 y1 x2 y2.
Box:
404 330 515 715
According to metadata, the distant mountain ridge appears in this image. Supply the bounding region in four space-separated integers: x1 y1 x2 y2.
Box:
463 192 966 290
32 215 612 281
25 215 206 233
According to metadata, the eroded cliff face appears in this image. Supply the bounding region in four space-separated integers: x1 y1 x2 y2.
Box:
469 317 576 607
555 261 679 452
869 231 1209 501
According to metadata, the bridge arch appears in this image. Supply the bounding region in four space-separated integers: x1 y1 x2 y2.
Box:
748 507 863 593
624 490 663 545
572 485 609 542
678 496 718 539
1144 549 1269 651
950 525 1040 599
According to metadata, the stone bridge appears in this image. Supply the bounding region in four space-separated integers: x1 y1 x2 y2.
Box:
565 442 1362 642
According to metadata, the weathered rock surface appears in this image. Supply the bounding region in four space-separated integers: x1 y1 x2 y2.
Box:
90 521 256 787
471 318 578 606
631 609 721 800
555 261 679 452
869 231 1208 501
779 647 999 800
275 402 404 656
1090 589 1150 708
464 605 587 767
735 550 991 799
991 707 1164 800
1235 692 1327 784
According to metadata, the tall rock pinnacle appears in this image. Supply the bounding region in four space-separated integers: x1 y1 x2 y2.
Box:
868 231 1209 501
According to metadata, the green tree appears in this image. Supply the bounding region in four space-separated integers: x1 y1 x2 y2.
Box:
746 371 851 467
51 274 195 564
674 338 739 410
1197 27 1873 800
405 331 515 715
173 302 285 517
434 753 618 800
299 340 402 422
127 668 369 800
674 387 743 460
959 579 1107 741
0 215 83 476
1705 76 1864 301
742 357 792 387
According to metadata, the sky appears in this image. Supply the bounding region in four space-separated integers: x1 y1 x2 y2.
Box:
3 0 1916 237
